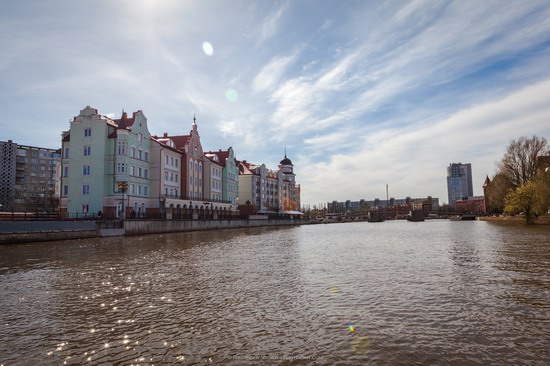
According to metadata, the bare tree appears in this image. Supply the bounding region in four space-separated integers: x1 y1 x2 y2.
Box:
497 135 549 188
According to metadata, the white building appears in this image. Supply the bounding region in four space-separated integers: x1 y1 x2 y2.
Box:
237 153 300 213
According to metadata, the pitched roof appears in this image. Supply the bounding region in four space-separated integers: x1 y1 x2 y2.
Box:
167 135 191 150
113 112 136 129
237 160 257 175
204 149 230 167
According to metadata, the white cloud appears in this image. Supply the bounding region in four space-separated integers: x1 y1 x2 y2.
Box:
259 2 288 43
253 53 298 92
299 78 550 205
2 1 550 206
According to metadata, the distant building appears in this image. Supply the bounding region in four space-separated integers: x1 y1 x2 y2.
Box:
237 153 300 213
0 140 61 211
328 196 439 214
447 162 473 205
454 196 486 214
0 140 17 210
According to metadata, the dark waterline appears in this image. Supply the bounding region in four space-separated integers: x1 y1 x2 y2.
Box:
1 221 549 365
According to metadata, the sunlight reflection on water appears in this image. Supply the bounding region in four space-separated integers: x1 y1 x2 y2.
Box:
0 222 549 365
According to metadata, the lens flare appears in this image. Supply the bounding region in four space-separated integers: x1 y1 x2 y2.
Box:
202 42 214 56
225 89 238 102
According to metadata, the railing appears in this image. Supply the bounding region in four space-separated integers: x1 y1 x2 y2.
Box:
0 209 299 222
161 194 233 204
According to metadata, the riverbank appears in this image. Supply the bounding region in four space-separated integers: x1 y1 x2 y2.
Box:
479 215 550 225
0 217 307 244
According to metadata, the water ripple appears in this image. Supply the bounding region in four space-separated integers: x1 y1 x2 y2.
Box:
1 223 550 364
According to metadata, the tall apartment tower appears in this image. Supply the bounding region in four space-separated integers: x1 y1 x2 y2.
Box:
447 162 473 205
0 140 17 210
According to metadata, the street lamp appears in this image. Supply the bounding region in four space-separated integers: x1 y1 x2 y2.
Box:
117 181 128 219
42 187 46 212
159 195 166 219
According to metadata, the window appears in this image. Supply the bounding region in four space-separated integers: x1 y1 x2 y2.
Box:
83 146 91 156
82 184 90 195
83 165 90 175
84 128 91 137
64 148 69 159
144 169 148 179
138 167 142 177
175 159 178 168
144 186 148 196
131 184 135 194
138 185 142 195
63 185 68 196
117 141 126 155
63 166 69 177
138 150 142 160
171 157 174 166
81 204 89 213
166 155 169 165
131 147 136 158
175 174 178 183
131 165 135 176
117 163 126 174
165 171 169 180
144 152 149 162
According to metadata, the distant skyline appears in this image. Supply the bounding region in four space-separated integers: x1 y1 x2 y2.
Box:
2 0 550 205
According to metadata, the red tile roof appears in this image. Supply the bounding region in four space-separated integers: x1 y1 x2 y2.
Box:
166 135 191 150
113 112 136 129
205 149 230 167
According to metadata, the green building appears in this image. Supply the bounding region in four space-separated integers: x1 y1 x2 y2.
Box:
60 106 153 218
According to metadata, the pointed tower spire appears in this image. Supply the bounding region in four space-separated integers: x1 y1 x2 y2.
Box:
192 113 198 132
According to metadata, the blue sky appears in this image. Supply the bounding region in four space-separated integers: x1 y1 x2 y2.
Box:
2 0 550 205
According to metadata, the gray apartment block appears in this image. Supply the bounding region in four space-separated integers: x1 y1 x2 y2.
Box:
0 140 17 210
1 140 61 211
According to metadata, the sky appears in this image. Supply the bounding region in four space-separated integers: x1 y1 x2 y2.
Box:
1 0 550 206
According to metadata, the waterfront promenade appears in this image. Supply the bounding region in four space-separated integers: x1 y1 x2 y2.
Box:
0 216 306 244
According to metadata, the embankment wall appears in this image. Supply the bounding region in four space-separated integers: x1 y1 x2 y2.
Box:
124 218 305 236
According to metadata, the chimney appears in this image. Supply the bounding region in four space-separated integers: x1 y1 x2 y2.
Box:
163 132 168 138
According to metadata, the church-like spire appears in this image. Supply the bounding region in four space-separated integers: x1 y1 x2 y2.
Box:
192 114 198 131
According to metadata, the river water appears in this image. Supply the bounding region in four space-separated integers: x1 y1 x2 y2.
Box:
1 220 549 365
